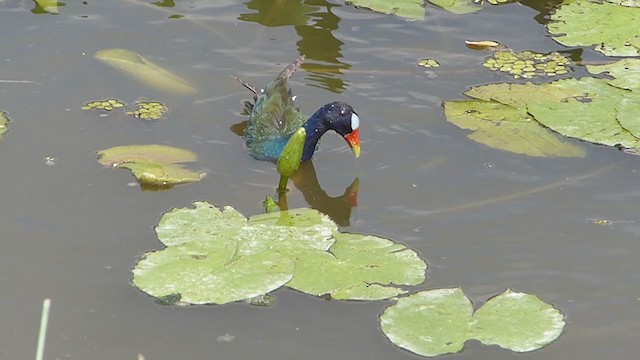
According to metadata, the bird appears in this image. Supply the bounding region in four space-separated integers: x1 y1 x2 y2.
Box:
235 57 360 163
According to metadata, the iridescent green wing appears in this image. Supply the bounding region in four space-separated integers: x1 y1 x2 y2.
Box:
247 58 307 140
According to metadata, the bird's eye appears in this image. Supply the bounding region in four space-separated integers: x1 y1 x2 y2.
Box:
351 113 360 130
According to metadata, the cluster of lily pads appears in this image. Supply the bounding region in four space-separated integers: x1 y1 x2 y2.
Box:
125 101 168 121
132 202 565 356
483 50 570 79
81 99 125 111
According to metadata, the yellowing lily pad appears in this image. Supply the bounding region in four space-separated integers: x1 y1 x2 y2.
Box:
97 144 198 166
95 49 196 95
459 77 640 150
380 288 565 356
548 0 640 57
132 203 428 304
34 0 58 13
96 145 204 187
444 99 585 157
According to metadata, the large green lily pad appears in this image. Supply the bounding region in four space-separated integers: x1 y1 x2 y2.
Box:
380 288 565 356
132 202 427 304
548 0 640 57
97 145 204 187
586 58 640 91
444 100 585 157
95 49 196 95
287 233 426 300
455 77 640 150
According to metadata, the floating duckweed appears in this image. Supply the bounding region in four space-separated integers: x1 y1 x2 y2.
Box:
481 50 571 79
82 98 126 112
417 58 440 68
125 100 169 121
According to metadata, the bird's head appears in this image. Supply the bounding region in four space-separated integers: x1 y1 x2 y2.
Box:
320 101 360 158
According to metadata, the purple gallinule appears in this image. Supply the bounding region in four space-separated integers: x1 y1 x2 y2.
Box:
236 57 360 163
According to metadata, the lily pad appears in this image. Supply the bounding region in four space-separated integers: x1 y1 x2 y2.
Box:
97 144 198 167
586 58 640 91
346 0 425 20
96 145 204 187
380 288 565 357
133 242 295 305
429 0 480 14
132 202 427 304
460 77 640 150
95 49 196 95
287 233 427 300
548 0 640 57
444 99 585 157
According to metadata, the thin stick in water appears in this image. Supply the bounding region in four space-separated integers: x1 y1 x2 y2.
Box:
35 298 51 360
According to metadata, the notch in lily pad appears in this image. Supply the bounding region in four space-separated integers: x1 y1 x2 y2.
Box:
96 144 205 189
380 288 565 356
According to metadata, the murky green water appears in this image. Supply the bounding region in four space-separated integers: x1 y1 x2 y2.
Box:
1 1 639 359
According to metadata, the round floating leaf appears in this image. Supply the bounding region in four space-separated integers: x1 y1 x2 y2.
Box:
95 48 196 95
472 289 566 352
246 208 338 253
156 202 247 247
548 0 640 57
380 288 472 356
286 233 427 300
133 243 294 305
97 144 198 166
346 0 426 20
380 288 566 356
444 99 585 157
586 58 640 91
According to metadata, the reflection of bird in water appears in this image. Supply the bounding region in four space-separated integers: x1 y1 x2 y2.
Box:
290 161 358 227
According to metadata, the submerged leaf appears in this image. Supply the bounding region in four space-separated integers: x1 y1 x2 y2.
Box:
548 0 640 57
95 48 196 95
444 99 585 157
380 288 565 356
